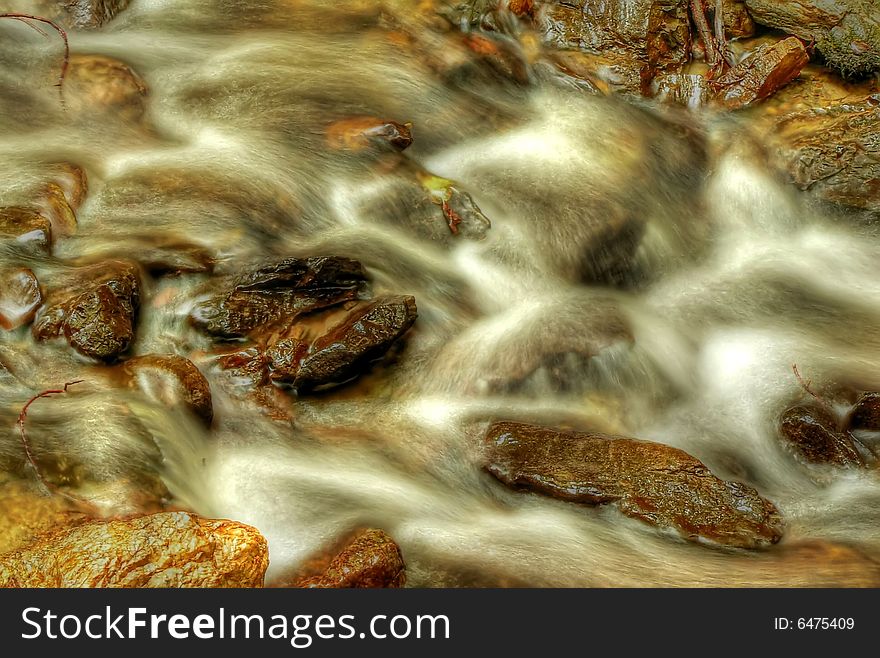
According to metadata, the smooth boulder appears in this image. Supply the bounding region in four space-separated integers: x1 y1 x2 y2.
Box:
484 421 783 548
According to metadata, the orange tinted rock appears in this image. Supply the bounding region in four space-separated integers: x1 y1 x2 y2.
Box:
720 0 755 38
0 207 52 250
67 54 148 122
0 481 91 556
541 0 691 93
485 421 783 548
325 117 413 152
713 37 809 109
0 511 268 588
0 268 41 331
293 529 406 588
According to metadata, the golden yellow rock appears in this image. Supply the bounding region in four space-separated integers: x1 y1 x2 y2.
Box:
0 511 268 588
0 481 90 556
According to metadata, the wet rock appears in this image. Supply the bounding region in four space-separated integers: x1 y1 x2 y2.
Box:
325 116 414 152
720 0 756 38
37 182 78 237
293 295 418 392
765 96 880 212
540 0 692 93
779 405 865 467
0 511 268 587
0 268 41 330
744 0 880 77
67 54 148 122
29 0 132 29
712 37 809 109
0 481 90 556
32 260 141 361
417 172 492 239
0 207 52 250
122 354 213 425
484 421 783 548
653 72 710 109
848 392 880 432
265 337 309 382
291 529 406 588
192 257 367 339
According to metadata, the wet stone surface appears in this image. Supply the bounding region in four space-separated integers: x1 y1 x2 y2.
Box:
484 421 784 548
122 354 214 425
285 528 406 588
779 405 866 467
32 260 141 361
0 268 41 331
192 256 368 339
293 295 418 392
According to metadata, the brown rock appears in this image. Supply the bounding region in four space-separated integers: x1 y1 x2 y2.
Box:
720 0 756 38
744 0 880 77
713 37 809 109
33 0 132 29
0 511 268 588
779 405 866 467
37 182 78 238
654 72 711 108
32 260 141 361
0 268 41 331
292 529 406 588
848 392 880 432
293 295 418 392
0 207 52 250
540 0 691 93
191 256 367 339
265 337 309 382
122 354 214 424
484 421 783 548
67 54 148 122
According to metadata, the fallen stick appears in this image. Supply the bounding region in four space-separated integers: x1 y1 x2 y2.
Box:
0 12 69 107
17 380 83 496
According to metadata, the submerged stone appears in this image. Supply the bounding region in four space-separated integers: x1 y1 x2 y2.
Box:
0 268 41 331
0 207 52 250
0 511 268 587
67 54 149 122
484 421 783 548
32 260 141 361
122 354 214 425
779 405 865 467
293 295 418 392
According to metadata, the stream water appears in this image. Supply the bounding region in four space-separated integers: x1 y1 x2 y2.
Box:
1 0 879 586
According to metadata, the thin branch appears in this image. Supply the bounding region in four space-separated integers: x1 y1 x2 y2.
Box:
0 13 69 108
17 380 83 497
791 364 835 416
690 0 720 73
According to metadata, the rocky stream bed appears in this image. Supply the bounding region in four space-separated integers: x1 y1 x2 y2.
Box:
0 0 879 587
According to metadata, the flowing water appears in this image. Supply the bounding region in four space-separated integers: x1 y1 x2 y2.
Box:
1 0 879 586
